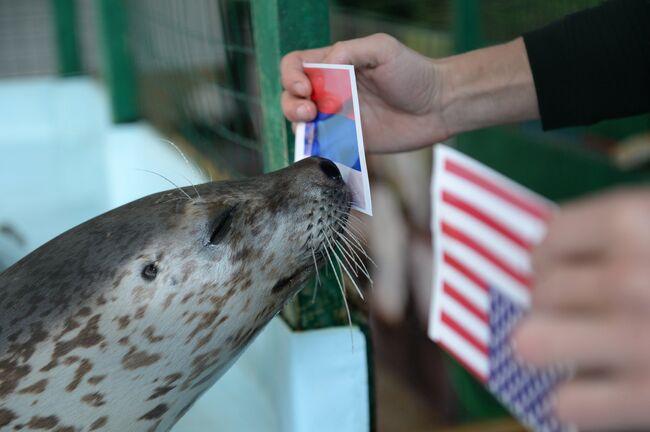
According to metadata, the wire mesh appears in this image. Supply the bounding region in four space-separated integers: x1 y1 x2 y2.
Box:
332 0 452 58
479 0 602 43
75 0 102 76
333 0 452 32
125 0 263 179
0 0 58 78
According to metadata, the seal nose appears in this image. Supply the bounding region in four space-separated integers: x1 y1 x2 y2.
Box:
318 158 343 182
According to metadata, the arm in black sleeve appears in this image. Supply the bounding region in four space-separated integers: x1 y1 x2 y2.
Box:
523 0 650 130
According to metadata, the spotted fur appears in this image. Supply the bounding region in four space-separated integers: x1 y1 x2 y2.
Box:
0 157 350 431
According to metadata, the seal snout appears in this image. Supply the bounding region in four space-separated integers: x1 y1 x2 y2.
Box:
317 157 343 183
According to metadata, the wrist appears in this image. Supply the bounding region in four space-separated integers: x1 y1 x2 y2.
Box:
432 56 461 138
436 38 540 137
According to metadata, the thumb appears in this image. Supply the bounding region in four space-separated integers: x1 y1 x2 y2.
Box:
322 33 400 68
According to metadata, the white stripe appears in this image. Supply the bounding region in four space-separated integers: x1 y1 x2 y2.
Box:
438 321 489 378
440 146 555 210
440 294 489 344
442 236 530 307
440 204 531 273
443 262 489 313
441 173 547 243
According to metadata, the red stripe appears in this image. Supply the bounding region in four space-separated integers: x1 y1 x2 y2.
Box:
442 190 532 251
439 339 487 383
443 281 488 323
445 159 550 221
441 222 531 288
443 252 488 292
441 312 488 357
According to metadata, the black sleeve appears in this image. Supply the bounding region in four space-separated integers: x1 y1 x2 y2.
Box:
523 0 650 130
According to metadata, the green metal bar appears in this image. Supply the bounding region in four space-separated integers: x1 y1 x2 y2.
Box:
97 0 139 123
251 0 329 172
52 0 82 75
251 2 373 428
452 0 481 53
251 0 356 330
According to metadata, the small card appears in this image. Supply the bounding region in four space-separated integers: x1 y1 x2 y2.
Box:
429 146 571 432
294 63 372 216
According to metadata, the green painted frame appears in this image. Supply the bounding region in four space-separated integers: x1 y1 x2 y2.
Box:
251 0 354 331
251 0 329 172
251 2 374 427
52 0 82 76
97 0 139 123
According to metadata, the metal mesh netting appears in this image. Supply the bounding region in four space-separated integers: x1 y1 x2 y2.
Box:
480 0 601 43
332 0 452 58
332 0 603 53
126 0 263 179
0 0 58 77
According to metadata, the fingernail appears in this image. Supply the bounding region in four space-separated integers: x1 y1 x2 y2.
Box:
294 82 306 95
297 104 309 119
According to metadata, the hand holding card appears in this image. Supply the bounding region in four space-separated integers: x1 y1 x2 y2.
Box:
294 63 372 216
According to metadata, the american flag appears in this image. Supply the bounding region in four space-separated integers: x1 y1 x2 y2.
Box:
429 146 570 432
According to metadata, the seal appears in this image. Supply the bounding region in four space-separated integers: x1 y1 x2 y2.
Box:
0 157 352 431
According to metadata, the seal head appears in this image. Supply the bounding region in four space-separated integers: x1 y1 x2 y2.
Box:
0 157 351 431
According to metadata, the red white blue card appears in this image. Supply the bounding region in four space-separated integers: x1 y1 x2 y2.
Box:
294 63 372 216
429 145 572 432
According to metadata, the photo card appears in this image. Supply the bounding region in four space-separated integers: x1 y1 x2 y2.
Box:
294 63 372 215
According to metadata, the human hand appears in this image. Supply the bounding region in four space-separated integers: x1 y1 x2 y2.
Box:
280 33 449 153
514 187 650 431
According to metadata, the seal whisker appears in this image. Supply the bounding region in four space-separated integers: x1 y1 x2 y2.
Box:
331 211 367 242
180 173 201 200
332 230 372 282
333 235 373 286
332 237 359 277
310 246 322 304
136 168 193 201
333 229 375 278
332 212 367 243
322 237 354 349
334 226 377 268
321 233 349 313
324 228 364 301
333 208 366 228
159 197 188 205
332 243 365 301
339 222 368 250
334 237 370 282
160 138 210 182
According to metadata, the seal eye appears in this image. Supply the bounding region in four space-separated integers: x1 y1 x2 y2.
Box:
142 263 158 281
209 206 236 245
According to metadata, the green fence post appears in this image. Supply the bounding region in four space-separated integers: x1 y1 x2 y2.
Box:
452 0 481 53
251 0 358 329
251 4 374 428
250 0 329 172
52 0 82 75
97 0 139 123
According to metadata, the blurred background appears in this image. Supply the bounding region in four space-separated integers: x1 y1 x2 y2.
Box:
1 0 648 431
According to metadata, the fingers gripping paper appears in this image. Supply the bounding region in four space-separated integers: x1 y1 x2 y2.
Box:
429 145 572 432
294 63 372 215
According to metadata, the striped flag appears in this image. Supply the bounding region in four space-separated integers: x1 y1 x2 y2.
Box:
429 146 570 432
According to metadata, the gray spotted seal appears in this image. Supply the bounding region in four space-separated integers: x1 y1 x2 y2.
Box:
0 157 352 431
